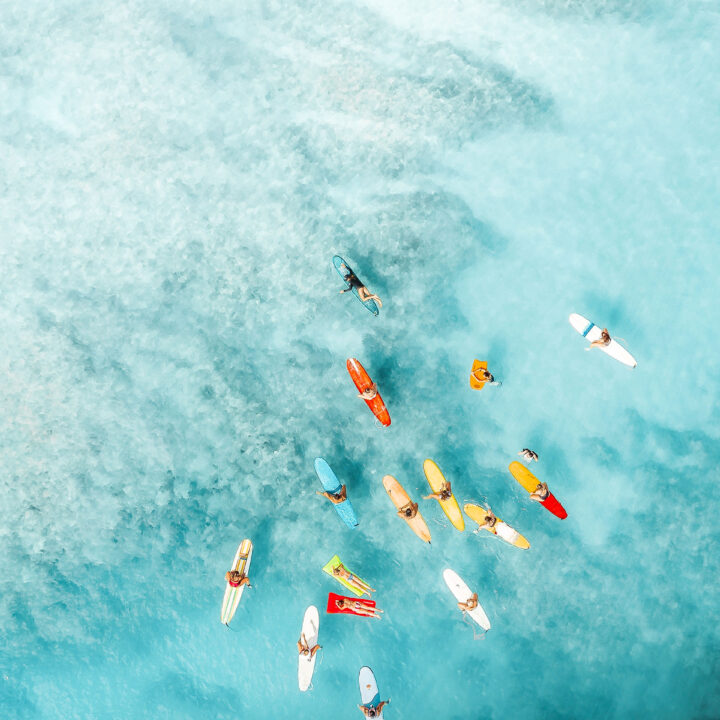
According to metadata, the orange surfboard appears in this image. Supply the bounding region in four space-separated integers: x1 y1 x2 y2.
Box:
470 360 488 390
347 358 391 427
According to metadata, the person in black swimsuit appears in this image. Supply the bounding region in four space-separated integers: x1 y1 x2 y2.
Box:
339 263 383 307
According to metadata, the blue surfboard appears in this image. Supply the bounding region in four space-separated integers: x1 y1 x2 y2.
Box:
332 255 379 316
314 457 359 529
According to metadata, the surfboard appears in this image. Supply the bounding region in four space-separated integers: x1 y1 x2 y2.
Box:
298 605 320 692
333 255 379 316
314 457 358 529
443 568 491 631
508 461 567 519
347 358 391 427
469 360 489 390
569 313 637 368
359 666 384 718
382 475 431 543
464 504 530 549
322 555 373 597
220 538 253 625
423 459 464 531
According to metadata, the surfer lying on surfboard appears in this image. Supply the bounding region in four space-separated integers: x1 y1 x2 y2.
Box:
335 597 383 619
424 481 453 502
225 569 250 589
358 700 390 718
338 263 383 307
473 508 498 532
458 592 479 612
588 328 611 349
358 382 378 400
398 501 419 519
529 482 550 502
332 564 376 595
316 485 347 504
297 633 321 659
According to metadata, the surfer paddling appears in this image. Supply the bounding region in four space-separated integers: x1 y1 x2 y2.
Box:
358 700 390 718
338 263 383 307
424 481 453 502
458 592 479 612
397 501 419 519
297 633 321 659
225 568 250 589
358 382 378 400
317 485 347 504
473 508 498 533
588 328 611 349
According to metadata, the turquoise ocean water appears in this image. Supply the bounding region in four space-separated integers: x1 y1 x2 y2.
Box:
2 1 719 718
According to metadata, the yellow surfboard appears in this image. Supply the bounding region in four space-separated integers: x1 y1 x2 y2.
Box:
382 475 431 543
469 360 488 390
464 503 530 549
423 459 464 531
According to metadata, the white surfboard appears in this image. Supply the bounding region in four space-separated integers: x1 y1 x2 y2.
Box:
569 313 637 368
220 539 253 625
443 568 491 631
359 666 383 718
298 605 320 692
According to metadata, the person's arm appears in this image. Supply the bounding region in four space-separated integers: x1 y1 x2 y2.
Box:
423 493 438 500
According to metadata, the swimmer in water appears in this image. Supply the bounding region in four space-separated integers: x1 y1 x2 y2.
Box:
316 485 347 504
518 448 539 462
424 481 453 502
339 263 383 307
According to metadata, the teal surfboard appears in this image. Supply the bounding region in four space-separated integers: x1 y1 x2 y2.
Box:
314 457 358 529
333 255 379 316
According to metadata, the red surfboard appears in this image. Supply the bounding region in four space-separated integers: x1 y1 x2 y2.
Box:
326 592 377 617
346 358 391 427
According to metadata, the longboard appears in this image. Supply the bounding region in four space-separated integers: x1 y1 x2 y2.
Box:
423 459 464 531
298 605 320 692
322 554 372 597
569 313 637 368
347 358 391 427
443 568 490 631
359 666 384 718
333 255 379 316
382 475 431 543
220 538 253 625
508 461 567 519
464 504 530 549
314 457 358 529
469 360 489 390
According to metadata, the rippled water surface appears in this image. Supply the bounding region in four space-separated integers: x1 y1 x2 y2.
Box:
2 1 719 718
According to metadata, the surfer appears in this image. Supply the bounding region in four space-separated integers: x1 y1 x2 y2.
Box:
297 633 321 659
316 485 348 505
529 482 550 502
474 509 498 532
339 263 383 307
518 448 539 462
424 481 453 502
471 366 495 384
588 328 612 349
458 592 479 612
358 382 378 400
358 700 390 718
398 501 419 519
335 597 383 619
225 569 251 589
333 564 375 595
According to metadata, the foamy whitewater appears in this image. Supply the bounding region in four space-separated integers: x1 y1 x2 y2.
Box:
1 1 719 718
